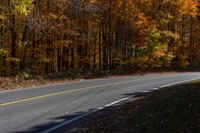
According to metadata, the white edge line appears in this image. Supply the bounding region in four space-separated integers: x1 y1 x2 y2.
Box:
143 90 150 93
152 88 159 90
104 97 130 107
42 97 130 133
160 79 198 88
42 78 199 133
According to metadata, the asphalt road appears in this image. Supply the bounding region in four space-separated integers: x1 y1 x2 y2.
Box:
0 73 200 133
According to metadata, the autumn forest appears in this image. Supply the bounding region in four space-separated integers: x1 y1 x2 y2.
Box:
0 0 200 76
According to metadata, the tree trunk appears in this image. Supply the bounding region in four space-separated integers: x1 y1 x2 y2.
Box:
10 14 17 58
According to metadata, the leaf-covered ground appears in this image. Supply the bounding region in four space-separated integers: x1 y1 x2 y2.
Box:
63 81 200 133
0 72 178 91
0 76 78 91
0 71 147 91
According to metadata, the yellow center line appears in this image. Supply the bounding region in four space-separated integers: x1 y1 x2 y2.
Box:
0 79 141 107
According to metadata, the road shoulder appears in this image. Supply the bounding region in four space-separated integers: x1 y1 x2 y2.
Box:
58 80 200 133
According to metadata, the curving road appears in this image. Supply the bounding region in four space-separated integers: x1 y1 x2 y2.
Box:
0 73 200 133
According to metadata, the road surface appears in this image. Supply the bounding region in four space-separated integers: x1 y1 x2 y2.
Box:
0 73 200 133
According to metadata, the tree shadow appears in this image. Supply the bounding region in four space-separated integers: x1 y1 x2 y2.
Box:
13 91 151 133
13 110 94 133
123 91 150 98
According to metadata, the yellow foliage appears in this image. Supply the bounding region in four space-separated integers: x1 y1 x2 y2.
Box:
179 0 198 16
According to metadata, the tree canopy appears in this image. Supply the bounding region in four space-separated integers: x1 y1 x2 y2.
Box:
0 0 200 76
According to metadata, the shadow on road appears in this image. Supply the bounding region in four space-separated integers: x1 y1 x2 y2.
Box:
13 91 150 133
